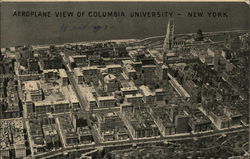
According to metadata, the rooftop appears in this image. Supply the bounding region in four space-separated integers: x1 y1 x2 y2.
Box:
125 93 143 99
43 69 58 73
106 64 122 69
190 109 211 124
1 119 25 148
58 69 67 78
74 67 83 76
98 96 116 101
139 85 155 96
78 127 91 136
121 86 138 92
24 80 40 91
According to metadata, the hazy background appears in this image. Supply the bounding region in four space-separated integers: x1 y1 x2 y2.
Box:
1 2 249 47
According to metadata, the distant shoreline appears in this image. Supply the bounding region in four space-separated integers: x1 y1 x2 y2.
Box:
1 29 248 49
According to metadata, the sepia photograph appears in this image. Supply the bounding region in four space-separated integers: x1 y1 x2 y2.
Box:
0 0 249 158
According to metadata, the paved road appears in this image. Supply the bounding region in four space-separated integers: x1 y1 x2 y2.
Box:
62 56 101 145
35 125 248 159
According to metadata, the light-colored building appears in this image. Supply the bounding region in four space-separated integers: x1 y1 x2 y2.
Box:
106 64 122 75
43 69 59 80
82 66 99 76
81 86 97 109
53 100 70 113
24 81 43 102
69 55 87 66
121 86 138 96
14 144 26 158
103 74 119 92
124 93 143 107
74 68 84 84
139 85 155 104
25 101 34 115
34 101 51 114
97 96 116 108
120 102 133 113
122 60 137 80
59 69 68 86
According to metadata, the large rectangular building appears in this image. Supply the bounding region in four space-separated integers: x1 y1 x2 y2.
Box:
97 96 116 108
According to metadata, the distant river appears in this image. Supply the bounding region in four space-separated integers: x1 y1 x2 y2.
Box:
1 2 249 47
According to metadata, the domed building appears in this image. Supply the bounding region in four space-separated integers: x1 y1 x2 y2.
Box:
103 74 119 92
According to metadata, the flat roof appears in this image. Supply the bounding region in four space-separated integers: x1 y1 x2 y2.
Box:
74 67 83 76
142 65 156 68
106 64 122 68
121 86 138 91
59 69 67 77
72 55 87 58
122 60 133 65
139 85 155 96
35 100 51 106
98 96 115 101
43 69 58 73
125 93 143 98
124 64 136 72
155 88 165 93
54 99 69 105
82 66 98 70
24 81 40 91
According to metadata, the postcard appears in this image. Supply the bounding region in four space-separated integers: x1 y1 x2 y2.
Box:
0 1 249 159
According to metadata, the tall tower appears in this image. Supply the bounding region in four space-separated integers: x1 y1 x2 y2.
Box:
163 18 175 63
